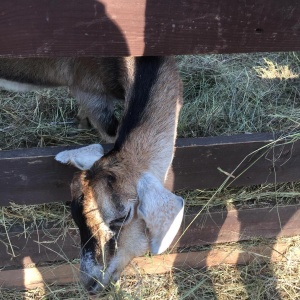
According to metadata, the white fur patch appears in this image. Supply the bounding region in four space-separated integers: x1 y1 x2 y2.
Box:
80 251 104 291
137 172 184 254
55 144 104 170
0 79 44 92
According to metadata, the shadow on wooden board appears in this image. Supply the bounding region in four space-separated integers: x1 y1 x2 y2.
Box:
1 0 300 56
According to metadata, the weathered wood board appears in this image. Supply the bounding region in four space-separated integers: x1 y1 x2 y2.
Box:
1 134 300 205
0 0 300 57
1 242 298 289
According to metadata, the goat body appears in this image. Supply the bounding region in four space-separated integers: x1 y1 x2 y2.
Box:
0 57 124 142
0 57 184 292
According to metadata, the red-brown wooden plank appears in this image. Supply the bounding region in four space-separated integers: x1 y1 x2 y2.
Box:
1 205 299 268
0 0 300 57
0 227 80 268
176 204 300 249
1 242 297 289
1 134 300 206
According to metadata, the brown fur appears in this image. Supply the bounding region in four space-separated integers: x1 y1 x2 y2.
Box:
68 57 183 292
0 57 125 142
1 56 183 292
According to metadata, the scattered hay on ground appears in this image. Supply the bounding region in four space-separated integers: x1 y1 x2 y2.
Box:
1 179 300 230
1 52 300 150
0 88 99 150
179 181 300 211
177 52 300 138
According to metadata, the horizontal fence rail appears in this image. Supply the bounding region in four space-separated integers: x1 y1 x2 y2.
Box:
1 133 300 206
1 0 300 57
2 242 298 289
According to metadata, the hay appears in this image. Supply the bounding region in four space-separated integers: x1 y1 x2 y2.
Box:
1 52 300 150
1 180 299 229
179 181 300 211
0 202 71 229
177 52 300 138
0 88 99 150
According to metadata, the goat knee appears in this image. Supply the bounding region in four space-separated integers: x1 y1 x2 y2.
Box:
71 88 119 143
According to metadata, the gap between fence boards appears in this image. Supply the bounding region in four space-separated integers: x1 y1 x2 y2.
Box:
1 204 299 269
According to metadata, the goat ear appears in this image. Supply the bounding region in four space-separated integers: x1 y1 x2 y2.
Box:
137 173 184 255
55 144 104 170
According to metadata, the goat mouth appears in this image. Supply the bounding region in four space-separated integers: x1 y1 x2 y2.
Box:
88 279 108 295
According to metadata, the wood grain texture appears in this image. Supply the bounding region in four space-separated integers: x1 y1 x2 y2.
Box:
0 227 80 268
0 0 300 57
1 205 299 268
1 134 300 205
1 242 297 289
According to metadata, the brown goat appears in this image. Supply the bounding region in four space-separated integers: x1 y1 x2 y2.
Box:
0 56 184 292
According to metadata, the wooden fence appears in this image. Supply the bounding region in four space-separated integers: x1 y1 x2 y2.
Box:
1 0 300 289
1 0 300 57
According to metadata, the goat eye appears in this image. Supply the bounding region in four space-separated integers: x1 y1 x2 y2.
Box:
77 194 84 202
106 174 116 189
107 174 116 183
110 216 127 226
110 208 132 227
